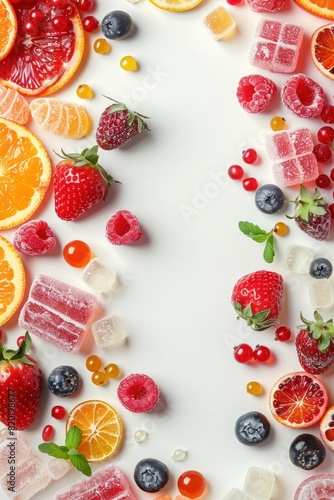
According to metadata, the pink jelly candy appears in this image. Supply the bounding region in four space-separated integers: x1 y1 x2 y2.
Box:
245 0 285 12
54 464 137 500
265 128 318 187
18 274 98 354
294 473 334 499
249 18 303 73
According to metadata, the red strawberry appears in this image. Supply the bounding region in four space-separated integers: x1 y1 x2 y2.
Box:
96 98 149 150
0 332 42 430
231 270 283 331
54 146 116 221
287 185 331 241
295 311 334 375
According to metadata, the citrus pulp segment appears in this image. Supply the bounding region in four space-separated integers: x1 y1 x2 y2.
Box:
294 0 334 19
269 372 328 428
0 234 25 326
0 117 52 230
0 0 17 62
66 400 123 462
0 3 84 96
148 0 203 12
311 23 334 80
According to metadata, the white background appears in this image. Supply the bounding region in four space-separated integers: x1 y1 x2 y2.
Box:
3 0 334 498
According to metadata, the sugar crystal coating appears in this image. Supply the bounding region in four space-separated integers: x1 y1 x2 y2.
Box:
283 244 315 274
236 74 276 113
308 279 333 308
46 458 73 480
82 257 119 294
0 429 31 477
91 314 127 348
18 274 98 354
13 220 57 256
243 466 275 499
294 473 334 499
282 74 324 118
245 0 285 12
222 488 252 499
202 5 236 40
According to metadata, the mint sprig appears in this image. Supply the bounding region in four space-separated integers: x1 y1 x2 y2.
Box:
238 221 275 263
38 426 91 477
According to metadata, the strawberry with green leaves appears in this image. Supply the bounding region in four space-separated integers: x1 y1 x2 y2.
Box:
231 270 283 331
54 146 116 221
96 98 150 150
295 311 334 375
0 332 42 431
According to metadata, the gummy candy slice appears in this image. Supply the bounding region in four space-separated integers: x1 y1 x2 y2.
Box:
294 473 334 499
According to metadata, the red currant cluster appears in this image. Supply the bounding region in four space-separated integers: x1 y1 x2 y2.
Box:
228 147 259 192
75 0 99 32
86 354 121 385
233 343 271 363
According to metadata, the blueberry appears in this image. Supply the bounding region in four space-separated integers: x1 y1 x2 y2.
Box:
289 433 326 470
134 458 169 492
255 184 285 214
235 411 270 446
47 366 80 397
101 11 133 40
309 257 333 279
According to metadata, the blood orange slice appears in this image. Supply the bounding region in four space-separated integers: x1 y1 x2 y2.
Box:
311 24 334 80
269 371 328 428
294 0 334 20
0 2 84 96
320 405 334 449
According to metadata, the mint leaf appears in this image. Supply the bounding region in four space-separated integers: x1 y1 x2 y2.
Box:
65 426 82 450
238 221 269 242
38 443 69 459
263 233 275 263
69 453 92 477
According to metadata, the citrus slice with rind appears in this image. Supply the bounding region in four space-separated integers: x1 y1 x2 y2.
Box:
0 117 51 230
311 23 334 80
0 0 17 61
0 234 25 326
269 371 328 428
149 0 203 12
294 0 334 19
66 400 123 462
320 405 334 449
0 3 84 96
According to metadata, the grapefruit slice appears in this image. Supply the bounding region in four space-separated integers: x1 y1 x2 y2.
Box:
294 0 334 20
0 0 17 61
0 234 25 326
0 3 84 96
269 371 328 428
311 23 334 80
320 405 334 449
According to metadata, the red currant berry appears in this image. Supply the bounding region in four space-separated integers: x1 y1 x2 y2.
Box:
316 174 331 189
253 345 271 362
329 203 334 219
42 424 54 442
16 336 26 347
29 9 45 25
228 164 244 180
275 326 292 342
24 20 39 35
242 177 258 191
82 15 99 32
52 15 68 31
8 0 21 4
63 3 76 17
51 405 66 420
318 126 334 144
76 0 93 11
313 143 332 162
234 343 253 363
321 104 334 124
242 148 258 164
51 0 68 7
226 0 242 4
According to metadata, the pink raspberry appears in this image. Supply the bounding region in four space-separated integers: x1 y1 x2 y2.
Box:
245 0 285 12
236 74 277 113
13 220 57 256
105 209 142 245
117 373 160 413
281 74 324 119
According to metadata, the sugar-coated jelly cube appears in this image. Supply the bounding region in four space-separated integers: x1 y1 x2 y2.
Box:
81 257 119 294
309 279 333 308
0 429 32 477
91 315 127 348
222 487 252 499
283 244 315 274
243 466 275 500
202 5 236 40
46 458 73 481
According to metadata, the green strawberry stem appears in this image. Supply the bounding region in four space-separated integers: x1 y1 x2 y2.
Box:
0 332 36 365
298 311 334 351
101 96 151 131
234 302 277 331
286 185 326 223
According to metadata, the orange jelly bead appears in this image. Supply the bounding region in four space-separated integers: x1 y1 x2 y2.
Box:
94 38 110 54
92 371 108 385
76 84 94 99
105 363 121 378
273 222 288 236
246 381 263 395
177 470 206 499
63 240 92 268
86 354 102 372
120 55 138 71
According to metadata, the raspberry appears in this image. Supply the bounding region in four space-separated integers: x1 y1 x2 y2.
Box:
236 74 276 113
281 73 324 119
117 373 160 413
105 209 142 245
13 220 57 256
245 0 285 12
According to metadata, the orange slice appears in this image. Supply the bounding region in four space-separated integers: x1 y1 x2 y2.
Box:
0 117 51 230
311 23 334 80
0 235 25 326
66 400 123 462
294 0 334 19
269 371 328 428
0 0 17 61
0 3 84 96
148 0 203 12
0 83 29 124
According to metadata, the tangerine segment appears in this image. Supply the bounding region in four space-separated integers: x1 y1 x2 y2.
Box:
311 24 334 80
0 3 84 96
0 117 51 230
0 234 25 326
148 0 203 12
269 372 328 428
66 400 123 462
294 0 334 19
0 0 17 61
